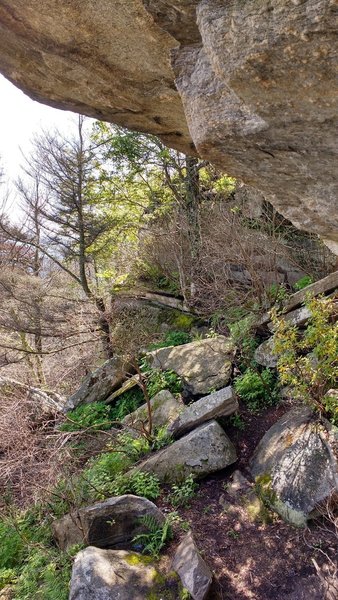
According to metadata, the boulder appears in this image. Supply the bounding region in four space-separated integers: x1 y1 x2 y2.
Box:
146 336 235 396
131 420 237 484
53 494 164 551
254 338 277 368
69 546 162 600
169 385 238 438
251 407 338 526
173 531 213 600
63 357 130 412
123 389 183 434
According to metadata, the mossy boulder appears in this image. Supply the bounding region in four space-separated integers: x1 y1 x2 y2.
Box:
251 407 338 526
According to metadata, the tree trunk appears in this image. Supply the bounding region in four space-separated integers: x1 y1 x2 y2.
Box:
185 156 201 304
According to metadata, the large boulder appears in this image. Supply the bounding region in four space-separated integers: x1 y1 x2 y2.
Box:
69 546 166 600
251 407 338 526
172 531 213 600
169 385 238 438
53 494 164 551
131 420 237 483
146 336 235 396
123 389 183 434
63 357 130 412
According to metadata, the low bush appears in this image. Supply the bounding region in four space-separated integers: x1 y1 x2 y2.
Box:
0 507 77 599
60 388 144 432
234 368 279 412
148 330 192 351
140 360 182 397
132 514 173 558
110 471 161 500
169 474 198 508
293 275 313 291
271 294 338 423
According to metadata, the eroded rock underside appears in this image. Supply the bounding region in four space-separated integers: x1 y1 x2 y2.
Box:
0 0 337 249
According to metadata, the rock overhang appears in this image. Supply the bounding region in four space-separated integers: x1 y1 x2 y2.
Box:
0 0 337 250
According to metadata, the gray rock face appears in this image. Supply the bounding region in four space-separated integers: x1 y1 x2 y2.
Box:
132 420 237 483
53 494 164 551
123 389 183 433
173 531 213 600
69 546 160 600
147 336 235 396
169 385 238 438
1 2 336 249
172 0 338 250
63 357 129 412
251 407 338 526
254 338 277 369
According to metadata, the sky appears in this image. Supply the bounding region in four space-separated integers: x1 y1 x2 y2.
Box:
0 76 74 189
0 74 86 217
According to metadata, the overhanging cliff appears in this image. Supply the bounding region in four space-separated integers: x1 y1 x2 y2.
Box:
0 0 337 250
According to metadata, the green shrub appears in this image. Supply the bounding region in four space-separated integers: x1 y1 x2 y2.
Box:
60 388 144 432
0 508 74 599
234 368 278 412
60 401 114 432
271 295 338 422
111 471 161 500
140 360 182 397
148 330 192 351
110 388 144 421
14 548 71 600
294 275 313 291
169 474 198 508
229 314 259 370
81 433 150 500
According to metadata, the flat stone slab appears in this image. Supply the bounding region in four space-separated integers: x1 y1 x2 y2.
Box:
169 385 238 438
132 420 237 484
123 389 183 434
173 531 213 600
146 335 235 396
251 407 338 526
53 494 164 551
69 547 162 600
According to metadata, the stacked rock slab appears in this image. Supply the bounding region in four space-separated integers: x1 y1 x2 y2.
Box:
173 531 213 600
123 389 183 433
131 420 237 483
169 385 238 438
63 357 129 412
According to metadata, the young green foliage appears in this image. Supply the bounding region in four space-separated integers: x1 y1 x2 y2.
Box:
169 474 198 508
271 294 338 422
234 368 278 412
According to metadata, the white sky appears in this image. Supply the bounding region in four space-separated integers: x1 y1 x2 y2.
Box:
0 75 75 179
0 74 86 217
